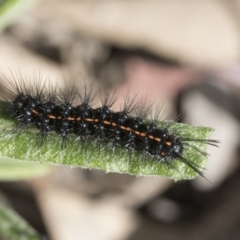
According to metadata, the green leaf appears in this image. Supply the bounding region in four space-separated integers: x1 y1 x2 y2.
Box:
0 201 40 240
0 0 38 32
0 105 215 180
0 157 50 180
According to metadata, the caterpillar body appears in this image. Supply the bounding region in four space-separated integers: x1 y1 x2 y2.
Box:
0 76 219 180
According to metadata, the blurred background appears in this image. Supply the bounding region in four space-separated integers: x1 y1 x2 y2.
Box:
1 0 240 239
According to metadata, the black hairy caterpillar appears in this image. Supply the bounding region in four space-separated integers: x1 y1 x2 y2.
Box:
0 75 219 180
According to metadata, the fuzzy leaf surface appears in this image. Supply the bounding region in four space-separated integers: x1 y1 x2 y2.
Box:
0 107 215 180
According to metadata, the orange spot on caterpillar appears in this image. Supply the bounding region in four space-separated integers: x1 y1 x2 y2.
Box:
166 141 172 146
140 133 146 137
104 120 111 125
112 123 117 127
86 118 94 122
155 138 161 142
48 115 56 119
67 117 75 121
120 126 127 130
31 109 39 115
120 126 132 132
